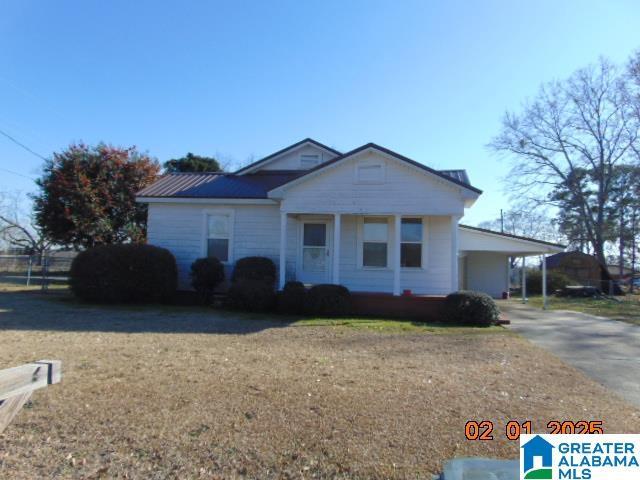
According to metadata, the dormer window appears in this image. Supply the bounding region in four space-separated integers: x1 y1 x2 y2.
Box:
300 154 320 169
355 160 385 184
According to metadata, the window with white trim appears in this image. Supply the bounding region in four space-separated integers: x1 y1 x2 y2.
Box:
362 217 388 267
401 218 422 268
206 214 230 262
300 154 320 169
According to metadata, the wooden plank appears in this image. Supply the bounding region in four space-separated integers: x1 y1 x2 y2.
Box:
35 360 62 385
0 363 49 400
0 391 32 434
0 360 61 401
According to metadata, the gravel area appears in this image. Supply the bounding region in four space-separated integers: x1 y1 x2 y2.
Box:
1 291 639 479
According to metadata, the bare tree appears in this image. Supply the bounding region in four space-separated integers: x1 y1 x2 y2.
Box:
478 208 563 268
0 191 50 254
490 57 640 265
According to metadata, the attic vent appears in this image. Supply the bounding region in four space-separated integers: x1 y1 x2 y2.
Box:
300 154 320 169
355 161 385 184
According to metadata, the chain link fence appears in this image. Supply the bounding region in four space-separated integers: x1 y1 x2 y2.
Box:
0 252 75 290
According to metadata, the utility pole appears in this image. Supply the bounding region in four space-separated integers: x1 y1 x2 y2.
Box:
500 209 504 233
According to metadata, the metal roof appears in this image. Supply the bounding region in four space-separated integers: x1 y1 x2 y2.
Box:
137 171 302 199
439 169 470 184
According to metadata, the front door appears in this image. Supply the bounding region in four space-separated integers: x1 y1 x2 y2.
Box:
298 221 331 284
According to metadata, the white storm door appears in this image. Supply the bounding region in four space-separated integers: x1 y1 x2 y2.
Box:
298 221 331 284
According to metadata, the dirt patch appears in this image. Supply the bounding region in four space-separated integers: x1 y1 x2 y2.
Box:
1 291 639 479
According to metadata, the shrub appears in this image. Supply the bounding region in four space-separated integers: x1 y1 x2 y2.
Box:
70 244 177 303
526 270 571 295
190 257 225 304
277 281 307 315
225 279 276 312
231 256 277 286
306 284 351 317
444 290 500 326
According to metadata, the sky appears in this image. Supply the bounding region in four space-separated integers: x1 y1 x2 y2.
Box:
1 0 639 225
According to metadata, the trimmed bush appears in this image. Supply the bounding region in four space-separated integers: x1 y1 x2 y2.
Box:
526 270 571 295
226 279 276 312
277 281 307 315
190 257 225 304
231 256 277 286
70 244 177 303
306 284 351 317
444 290 500 326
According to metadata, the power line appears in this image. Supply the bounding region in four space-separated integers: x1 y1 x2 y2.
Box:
0 167 35 180
0 128 48 161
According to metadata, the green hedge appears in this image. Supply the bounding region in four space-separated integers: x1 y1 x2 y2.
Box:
306 284 351 317
225 279 276 312
231 257 276 286
70 244 177 303
190 257 225 304
444 290 500 326
277 281 307 315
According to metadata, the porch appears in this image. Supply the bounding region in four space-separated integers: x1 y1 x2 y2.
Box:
277 212 459 296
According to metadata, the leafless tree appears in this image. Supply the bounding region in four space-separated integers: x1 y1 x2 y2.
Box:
490 57 640 266
0 191 50 254
478 208 563 268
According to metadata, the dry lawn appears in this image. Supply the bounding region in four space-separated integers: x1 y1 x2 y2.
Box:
1 290 639 479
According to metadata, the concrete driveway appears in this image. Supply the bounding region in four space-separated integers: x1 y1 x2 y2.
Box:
501 301 640 408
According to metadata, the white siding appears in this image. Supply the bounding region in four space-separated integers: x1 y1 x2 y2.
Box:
465 252 508 298
147 203 454 294
335 215 452 294
259 145 337 171
147 203 283 289
278 150 467 215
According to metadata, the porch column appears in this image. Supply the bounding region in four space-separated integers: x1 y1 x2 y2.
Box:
542 253 548 310
393 215 401 295
333 213 341 284
521 257 527 303
279 212 287 290
451 216 459 292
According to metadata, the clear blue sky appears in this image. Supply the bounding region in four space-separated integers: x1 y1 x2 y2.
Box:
1 0 638 224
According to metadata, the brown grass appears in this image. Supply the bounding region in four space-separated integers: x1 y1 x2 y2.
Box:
1 291 639 479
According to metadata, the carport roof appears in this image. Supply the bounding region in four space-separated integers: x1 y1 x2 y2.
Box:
459 225 566 255
460 224 566 249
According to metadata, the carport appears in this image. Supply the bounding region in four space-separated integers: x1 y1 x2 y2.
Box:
458 225 566 307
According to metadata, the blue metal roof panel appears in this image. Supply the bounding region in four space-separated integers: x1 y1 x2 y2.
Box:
137 171 302 199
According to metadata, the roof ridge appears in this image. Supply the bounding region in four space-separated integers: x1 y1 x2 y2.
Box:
268 143 482 194
234 138 342 174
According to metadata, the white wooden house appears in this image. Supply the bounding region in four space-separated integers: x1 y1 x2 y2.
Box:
137 139 564 298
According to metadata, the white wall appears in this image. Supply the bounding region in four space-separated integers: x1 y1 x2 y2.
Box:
278 150 467 215
147 203 287 289
259 144 338 171
335 215 453 294
465 252 508 298
147 203 454 294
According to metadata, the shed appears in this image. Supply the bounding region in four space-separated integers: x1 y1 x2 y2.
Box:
545 251 620 294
